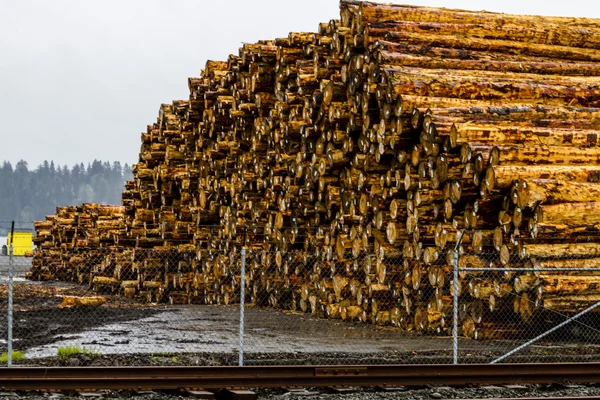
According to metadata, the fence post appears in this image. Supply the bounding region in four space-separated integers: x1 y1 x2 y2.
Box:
452 230 464 365
7 221 15 368
452 248 458 365
238 247 246 367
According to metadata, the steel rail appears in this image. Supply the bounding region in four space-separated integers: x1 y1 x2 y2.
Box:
1 363 600 391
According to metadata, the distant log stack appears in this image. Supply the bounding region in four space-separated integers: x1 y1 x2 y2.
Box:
29 204 126 282
29 1 600 337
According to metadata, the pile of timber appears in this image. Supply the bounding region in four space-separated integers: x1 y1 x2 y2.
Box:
30 204 126 282
120 101 203 250
30 1 600 338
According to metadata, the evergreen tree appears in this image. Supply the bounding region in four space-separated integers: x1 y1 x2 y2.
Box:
0 159 132 235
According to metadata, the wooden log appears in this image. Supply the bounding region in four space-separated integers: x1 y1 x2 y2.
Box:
535 202 600 225
472 144 600 166
484 165 600 191
375 52 600 76
516 179 600 209
523 243 600 258
542 294 600 312
358 2 600 30
397 95 600 119
386 70 600 106
384 31 600 62
450 125 600 149
386 66 600 87
530 223 600 239
371 20 600 49
538 275 600 295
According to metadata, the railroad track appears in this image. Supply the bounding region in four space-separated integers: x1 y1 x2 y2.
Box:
1 363 600 391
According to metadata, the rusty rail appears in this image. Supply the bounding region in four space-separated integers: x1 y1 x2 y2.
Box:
1 363 600 390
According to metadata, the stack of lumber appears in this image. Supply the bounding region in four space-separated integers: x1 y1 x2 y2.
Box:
30 0 600 338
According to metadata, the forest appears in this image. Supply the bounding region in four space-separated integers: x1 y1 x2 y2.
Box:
0 160 132 235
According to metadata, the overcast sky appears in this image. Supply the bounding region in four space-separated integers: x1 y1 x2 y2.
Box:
1 0 599 169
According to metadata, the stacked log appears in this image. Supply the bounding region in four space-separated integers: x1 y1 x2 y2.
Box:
29 1 600 338
29 204 126 282
119 101 201 250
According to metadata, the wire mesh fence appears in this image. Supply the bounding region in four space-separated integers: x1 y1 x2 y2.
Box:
239 248 454 365
1 247 600 367
456 251 600 364
5 249 243 367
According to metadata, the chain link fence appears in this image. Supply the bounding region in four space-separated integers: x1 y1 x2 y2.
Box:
456 251 600 364
2 244 600 367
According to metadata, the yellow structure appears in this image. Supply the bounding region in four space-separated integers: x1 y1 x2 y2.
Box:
7 232 33 256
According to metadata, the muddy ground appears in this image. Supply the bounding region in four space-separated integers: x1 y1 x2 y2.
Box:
1 257 600 366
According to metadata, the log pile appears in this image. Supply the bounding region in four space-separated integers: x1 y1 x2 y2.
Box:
30 204 126 281
30 1 600 338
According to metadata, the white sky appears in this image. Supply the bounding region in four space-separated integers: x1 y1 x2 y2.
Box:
1 0 599 168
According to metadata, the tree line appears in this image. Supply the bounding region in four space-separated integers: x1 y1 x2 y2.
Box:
0 160 132 235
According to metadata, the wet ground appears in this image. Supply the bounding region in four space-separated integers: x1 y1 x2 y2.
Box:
1 282 457 364
1 257 600 366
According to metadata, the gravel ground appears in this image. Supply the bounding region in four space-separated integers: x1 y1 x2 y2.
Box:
5 383 600 399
